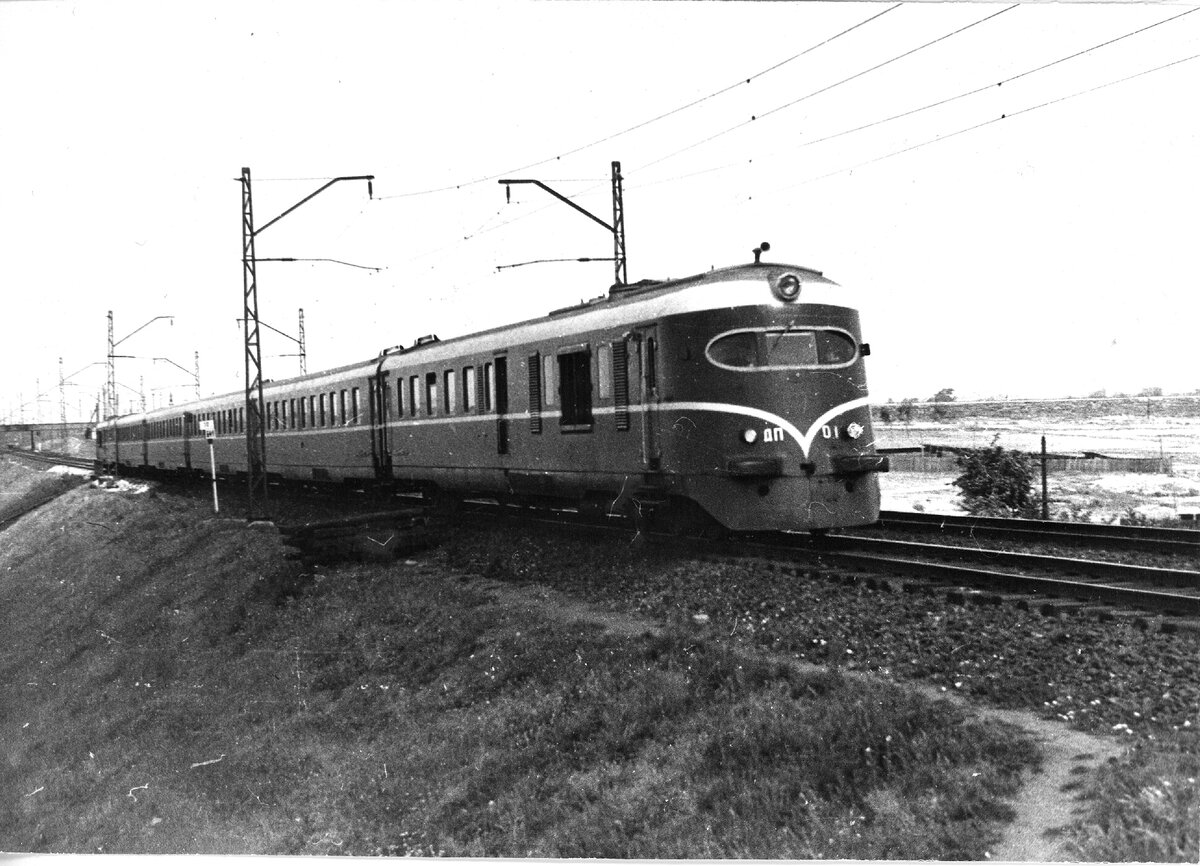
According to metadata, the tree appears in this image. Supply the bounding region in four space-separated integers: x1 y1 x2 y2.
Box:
896 398 916 424
952 439 1037 517
930 387 956 420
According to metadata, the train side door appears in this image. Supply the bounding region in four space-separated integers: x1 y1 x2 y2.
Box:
629 325 661 470
494 355 509 455
370 371 393 480
183 412 193 470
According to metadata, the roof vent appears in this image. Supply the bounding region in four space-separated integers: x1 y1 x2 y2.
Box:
415 334 440 346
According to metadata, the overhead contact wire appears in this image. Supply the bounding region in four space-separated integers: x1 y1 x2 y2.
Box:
634 4 1018 175
373 4 901 200
789 51 1200 191
637 4 1199 191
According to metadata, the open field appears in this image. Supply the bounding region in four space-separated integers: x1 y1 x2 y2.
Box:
875 416 1200 463
880 470 1200 523
876 412 1200 521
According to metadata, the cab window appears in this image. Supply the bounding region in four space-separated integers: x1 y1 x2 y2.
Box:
707 332 758 368
763 332 818 367
815 330 856 364
707 328 857 370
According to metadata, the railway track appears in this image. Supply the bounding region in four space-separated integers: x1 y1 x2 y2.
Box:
4 448 96 473
450 500 1200 626
9 446 1199 624
772 534 1200 622
870 509 1200 556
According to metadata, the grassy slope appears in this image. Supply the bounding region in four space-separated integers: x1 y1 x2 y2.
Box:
0 473 1039 857
0 459 85 525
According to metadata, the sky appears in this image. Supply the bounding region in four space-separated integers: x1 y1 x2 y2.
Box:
2 0 1199 423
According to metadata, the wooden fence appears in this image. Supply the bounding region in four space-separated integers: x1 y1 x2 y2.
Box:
882 450 1172 475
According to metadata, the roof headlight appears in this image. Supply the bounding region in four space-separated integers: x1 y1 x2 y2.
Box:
773 273 802 302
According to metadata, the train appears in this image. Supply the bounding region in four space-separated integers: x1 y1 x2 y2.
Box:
95 249 888 533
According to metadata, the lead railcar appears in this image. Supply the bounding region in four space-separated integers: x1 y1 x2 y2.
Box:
96 255 888 533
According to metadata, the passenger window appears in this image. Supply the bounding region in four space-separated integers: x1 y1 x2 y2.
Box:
319 394 326 427
463 366 475 412
484 363 494 412
542 355 556 406
351 387 360 424
444 369 456 413
425 373 437 416
597 344 613 399
558 350 593 427
394 382 402 418
409 376 420 416
339 390 347 425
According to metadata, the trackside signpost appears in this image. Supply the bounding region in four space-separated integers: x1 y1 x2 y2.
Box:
199 419 218 514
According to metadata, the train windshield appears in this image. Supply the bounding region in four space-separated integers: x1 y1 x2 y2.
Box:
707 328 856 370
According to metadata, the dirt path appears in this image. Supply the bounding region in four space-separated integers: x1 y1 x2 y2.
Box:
476 576 1123 862
980 708 1122 862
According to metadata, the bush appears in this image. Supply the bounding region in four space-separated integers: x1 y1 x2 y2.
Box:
952 440 1037 517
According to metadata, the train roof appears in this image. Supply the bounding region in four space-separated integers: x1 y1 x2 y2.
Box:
99 261 844 426
372 260 841 370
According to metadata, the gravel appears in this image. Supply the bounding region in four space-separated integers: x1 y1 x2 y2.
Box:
446 520 1200 738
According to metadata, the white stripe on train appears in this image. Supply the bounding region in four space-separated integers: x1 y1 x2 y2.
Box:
134 398 872 462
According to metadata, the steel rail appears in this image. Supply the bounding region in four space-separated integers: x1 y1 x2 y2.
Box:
820 534 1200 589
783 546 1200 617
875 509 1200 553
451 504 1200 617
5 449 96 472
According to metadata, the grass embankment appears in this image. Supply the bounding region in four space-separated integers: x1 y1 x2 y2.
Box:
460 524 1200 862
0 458 85 527
0 473 1038 857
1061 737 1200 862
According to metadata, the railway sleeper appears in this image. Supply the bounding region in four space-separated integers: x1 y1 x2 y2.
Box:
1036 599 1090 618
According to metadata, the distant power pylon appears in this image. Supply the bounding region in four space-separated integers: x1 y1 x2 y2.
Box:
59 357 67 442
